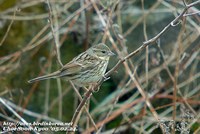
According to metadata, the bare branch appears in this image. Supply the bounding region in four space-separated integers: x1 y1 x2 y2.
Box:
46 0 63 67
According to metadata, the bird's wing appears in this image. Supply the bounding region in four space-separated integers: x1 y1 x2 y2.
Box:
59 58 96 77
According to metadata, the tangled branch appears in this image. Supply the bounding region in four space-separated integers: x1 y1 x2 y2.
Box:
70 0 200 133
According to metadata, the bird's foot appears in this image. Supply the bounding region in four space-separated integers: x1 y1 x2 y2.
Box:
103 75 110 81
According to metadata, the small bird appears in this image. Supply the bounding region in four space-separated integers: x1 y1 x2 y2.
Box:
28 43 114 86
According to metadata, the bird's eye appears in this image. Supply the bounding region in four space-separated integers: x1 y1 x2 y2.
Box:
101 51 106 54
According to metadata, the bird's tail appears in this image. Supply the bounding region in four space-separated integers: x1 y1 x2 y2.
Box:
28 71 61 83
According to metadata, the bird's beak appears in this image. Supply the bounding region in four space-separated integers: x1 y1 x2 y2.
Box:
108 51 115 56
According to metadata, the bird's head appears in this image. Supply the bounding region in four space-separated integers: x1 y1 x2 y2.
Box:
88 43 115 60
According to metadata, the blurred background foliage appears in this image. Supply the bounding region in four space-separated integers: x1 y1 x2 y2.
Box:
0 0 199 133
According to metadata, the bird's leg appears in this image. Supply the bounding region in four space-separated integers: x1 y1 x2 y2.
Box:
103 75 110 81
92 83 100 92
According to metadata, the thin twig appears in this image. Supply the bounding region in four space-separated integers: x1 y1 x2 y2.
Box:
70 81 98 131
0 9 16 46
1 98 61 122
104 0 200 79
0 98 39 134
46 0 63 67
69 87 93 133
